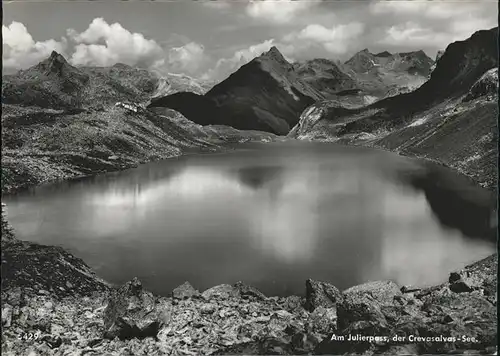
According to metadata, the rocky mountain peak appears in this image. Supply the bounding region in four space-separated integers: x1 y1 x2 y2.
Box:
112 63 133 70
258 46 288 65
374 51 392 58
420 27 498 99
266 46 283 56
44 51 70 75
345 48 375 64
398 50 431 61
49 50 65 60
309 58 336 66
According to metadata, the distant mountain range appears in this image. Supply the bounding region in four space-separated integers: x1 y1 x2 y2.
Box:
2 27 497 191
3 45 436 136
149 47 324 135
1 53 214 110
2 53 158 110
340 48 434 98
149 46 435 134
289 27 498 189
151 72 216 97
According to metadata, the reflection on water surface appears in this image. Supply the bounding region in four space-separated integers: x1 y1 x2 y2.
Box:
4 142 495 296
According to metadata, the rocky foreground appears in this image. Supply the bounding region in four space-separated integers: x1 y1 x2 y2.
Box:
1 207 497 356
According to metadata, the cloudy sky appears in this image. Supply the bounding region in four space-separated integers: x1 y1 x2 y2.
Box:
2 0 498 80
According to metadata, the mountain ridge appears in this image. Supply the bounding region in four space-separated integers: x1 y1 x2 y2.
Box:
2 52 158 109
289 27 499 189
149 46 324 135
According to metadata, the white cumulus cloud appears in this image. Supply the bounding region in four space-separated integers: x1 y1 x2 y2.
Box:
380 22 451 48
2 21 67 72
379 19 496 49
152 41 209 75
168 42 208 73
68 18 164 68
371 0 497 54
370 0 489 20
246 0 318 24
2 18 209 77
202 39 277 80
283 22 365 55
202 21 365 81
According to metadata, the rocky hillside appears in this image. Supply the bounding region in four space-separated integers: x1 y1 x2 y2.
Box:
1 103 276 194
149 46 437 135
151 72 215 98
1 52 279 194
290 27 498 189
293 49 434 103
293 58 357 97
339 48 434 100
0 103 209 193
149 47 325 135
2 52 158 110
2 52 213 110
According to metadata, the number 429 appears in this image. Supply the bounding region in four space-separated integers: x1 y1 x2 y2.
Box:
18 332 41 341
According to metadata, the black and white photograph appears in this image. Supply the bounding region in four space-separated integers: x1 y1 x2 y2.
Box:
1 0 498 355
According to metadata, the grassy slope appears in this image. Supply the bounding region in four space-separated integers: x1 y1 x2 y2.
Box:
1 104 209 193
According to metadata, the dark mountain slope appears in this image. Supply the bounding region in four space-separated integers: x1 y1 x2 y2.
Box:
149 47 324 135
290 27 498 189
149 92 217 126
412 28 498 103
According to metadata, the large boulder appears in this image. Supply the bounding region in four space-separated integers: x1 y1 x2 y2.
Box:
172 281 199 300
337 280 402 334
234 281 267 301
304 279 343 312
103 278 170 339
342 280 402 302
315 281 403 354
448 270 482 293
202 284 238 300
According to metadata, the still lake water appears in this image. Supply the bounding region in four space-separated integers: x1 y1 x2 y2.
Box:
3 142 496 296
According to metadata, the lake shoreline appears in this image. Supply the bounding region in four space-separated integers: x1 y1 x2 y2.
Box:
1 139 498 355
2 136 496 196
